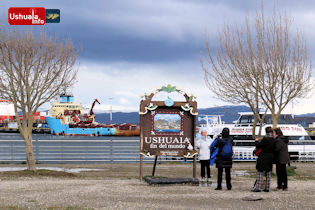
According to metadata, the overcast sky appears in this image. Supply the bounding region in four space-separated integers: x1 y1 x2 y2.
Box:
2 0 315 114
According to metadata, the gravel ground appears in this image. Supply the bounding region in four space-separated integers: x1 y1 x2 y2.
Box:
0 163 314 209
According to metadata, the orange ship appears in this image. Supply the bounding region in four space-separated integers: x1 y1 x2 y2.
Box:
113 123 140 136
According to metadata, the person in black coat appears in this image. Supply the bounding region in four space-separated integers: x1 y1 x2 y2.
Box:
273 128 290 191
213 127 234 190
252 126 275 192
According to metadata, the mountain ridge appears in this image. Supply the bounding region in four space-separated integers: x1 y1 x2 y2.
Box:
95 105 315 124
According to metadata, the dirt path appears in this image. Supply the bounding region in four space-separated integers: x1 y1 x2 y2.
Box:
0 162 314 209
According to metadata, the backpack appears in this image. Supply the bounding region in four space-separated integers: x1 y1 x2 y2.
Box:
220 138 233 159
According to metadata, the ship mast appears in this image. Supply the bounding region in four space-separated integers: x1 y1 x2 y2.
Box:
109 97 114 124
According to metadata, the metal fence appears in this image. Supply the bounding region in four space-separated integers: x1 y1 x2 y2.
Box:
0 137 314 164
0 139 144 164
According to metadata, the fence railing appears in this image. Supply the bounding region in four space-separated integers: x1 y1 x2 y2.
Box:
0 139 314 163
0 139 143 164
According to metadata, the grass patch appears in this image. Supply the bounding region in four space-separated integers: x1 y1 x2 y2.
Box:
244 174 257 179
244 166 297 178
287 166 296 176
0 169 76 178
294 176 315 181
270 171 276 178
271 166 297 178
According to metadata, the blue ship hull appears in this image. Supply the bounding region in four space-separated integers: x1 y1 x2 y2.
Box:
45 117 116 136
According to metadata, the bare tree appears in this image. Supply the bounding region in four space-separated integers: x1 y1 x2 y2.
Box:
0 25 79 171
254 10 313 128
202 6 313 132
202 23 267 138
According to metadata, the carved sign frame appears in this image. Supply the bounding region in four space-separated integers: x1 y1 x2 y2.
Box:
139 84 198 180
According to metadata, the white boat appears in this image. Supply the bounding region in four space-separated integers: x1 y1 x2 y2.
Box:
198 115 227 137
198 112 315 161
199 112 311 140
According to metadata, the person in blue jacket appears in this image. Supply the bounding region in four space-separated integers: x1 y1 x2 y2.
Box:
213 128 234 190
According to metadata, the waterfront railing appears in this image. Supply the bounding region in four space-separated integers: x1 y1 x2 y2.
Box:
0 138 314 163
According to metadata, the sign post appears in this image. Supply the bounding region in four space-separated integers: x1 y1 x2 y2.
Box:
139 84 198 181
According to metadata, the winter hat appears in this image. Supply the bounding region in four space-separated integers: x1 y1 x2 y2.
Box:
221 127 230 138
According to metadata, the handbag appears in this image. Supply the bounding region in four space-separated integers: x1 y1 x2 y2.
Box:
253 148 262 156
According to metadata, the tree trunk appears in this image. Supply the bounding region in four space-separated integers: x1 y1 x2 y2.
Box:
24 135 36 171
273 120 278 129
273 113 280 128
258 115 265 137
252 116 258 139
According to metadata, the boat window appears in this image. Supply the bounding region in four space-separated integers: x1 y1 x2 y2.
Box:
278 115 296 124
263 115 273 124
263 115 296 124
240 115 250 123
288 135 312 141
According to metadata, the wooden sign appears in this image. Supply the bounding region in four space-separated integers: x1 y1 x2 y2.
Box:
139 85 198 180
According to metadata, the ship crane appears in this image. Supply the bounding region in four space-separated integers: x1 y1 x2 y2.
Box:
89 99 100 116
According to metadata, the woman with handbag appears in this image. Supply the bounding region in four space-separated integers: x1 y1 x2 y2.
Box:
252 126 275 192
